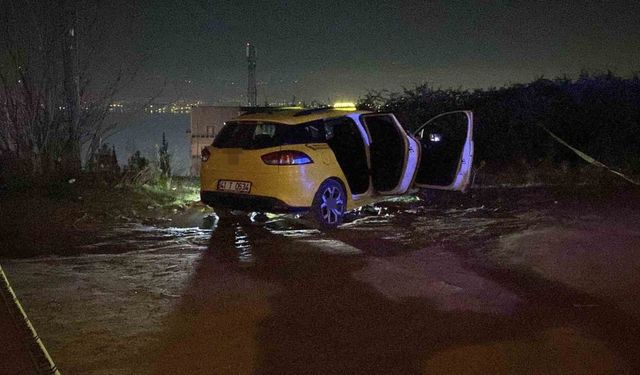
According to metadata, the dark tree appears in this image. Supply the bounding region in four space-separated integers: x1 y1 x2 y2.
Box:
0 0 143 183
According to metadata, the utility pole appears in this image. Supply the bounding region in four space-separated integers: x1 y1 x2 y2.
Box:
61 0 81 173
246 43 257 107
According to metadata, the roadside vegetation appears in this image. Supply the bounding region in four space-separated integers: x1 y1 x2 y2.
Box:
359 72 640 187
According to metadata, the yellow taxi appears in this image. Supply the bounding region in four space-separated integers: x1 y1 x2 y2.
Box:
200 105 474 228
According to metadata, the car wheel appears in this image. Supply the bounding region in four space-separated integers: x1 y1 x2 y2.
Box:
311 179 345 229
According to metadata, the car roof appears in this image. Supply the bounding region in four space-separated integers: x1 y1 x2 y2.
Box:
235 107 372 125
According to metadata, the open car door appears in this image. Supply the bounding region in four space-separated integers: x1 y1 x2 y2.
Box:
360 113 419 195
413 110 474 192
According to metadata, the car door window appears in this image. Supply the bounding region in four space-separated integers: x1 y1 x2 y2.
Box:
414 111 474 190
325 117 369 195
361 114 406 192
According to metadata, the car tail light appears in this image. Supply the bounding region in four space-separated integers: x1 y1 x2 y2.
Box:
201 147 211 162
261 150 313 165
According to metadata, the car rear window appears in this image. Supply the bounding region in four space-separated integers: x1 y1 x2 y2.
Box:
213 120 328 149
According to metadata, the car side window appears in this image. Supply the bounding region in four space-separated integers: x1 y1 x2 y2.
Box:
324 117 360 141
280 120 326 144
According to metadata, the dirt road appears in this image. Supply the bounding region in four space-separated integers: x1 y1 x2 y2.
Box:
2 187 639 374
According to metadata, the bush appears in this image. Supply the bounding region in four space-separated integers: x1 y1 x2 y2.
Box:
121 151 155 185
359 72 640 186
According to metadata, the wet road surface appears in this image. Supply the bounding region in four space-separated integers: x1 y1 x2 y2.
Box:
2 188 640 374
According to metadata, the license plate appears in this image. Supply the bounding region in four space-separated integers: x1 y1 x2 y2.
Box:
217 180 251 194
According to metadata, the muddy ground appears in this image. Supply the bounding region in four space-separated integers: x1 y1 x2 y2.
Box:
1 186 640 374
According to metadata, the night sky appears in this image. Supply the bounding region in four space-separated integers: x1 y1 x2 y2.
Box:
111 0 640 104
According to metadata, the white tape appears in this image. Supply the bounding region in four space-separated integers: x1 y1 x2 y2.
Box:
537 124 640 186
0 265 62 375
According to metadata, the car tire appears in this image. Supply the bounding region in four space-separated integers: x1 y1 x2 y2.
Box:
311 179 345 229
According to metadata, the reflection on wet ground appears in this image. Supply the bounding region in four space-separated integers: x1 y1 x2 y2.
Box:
80 224 212 253
3 188 640 374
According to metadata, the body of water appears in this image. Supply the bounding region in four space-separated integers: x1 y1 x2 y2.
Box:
104 113 191 176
